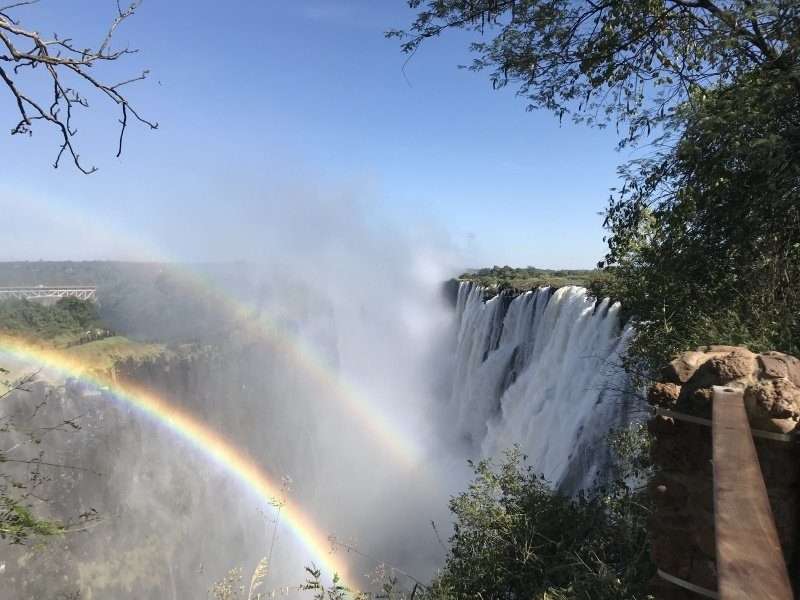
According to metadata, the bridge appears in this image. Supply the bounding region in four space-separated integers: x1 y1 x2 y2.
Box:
0 286 97 301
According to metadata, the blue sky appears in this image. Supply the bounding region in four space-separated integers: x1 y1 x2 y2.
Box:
2 1 626 268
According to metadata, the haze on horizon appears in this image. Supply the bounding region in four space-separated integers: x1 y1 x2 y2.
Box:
1 0 624 270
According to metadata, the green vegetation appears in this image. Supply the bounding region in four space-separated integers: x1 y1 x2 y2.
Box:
0 297 105 344
0 496 63 544
64 336 167 374
395 0 800 373
460 266 609 293
600 65 800 372
422 444 652 600
390 4 798 596
0 301 163 549
221 428 653 600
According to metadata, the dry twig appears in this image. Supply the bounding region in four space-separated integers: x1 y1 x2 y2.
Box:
0 0 156 173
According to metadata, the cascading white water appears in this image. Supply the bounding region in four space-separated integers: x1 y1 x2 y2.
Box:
448 281 638 493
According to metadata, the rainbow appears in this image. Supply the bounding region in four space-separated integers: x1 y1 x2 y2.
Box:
0 335 352 585
155 266 425 470
2 192 425 469
0 191 436 592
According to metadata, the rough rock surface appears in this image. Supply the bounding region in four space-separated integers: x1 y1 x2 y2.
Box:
647 347 800 599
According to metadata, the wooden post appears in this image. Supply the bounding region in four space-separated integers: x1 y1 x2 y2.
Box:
712 385 794 599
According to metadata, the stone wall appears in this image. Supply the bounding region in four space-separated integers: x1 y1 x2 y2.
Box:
647 346 800 598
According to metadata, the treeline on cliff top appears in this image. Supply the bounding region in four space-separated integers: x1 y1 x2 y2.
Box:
0 297 103 342
459 266 611 293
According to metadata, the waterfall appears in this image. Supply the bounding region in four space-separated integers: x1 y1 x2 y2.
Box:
448 281 638 493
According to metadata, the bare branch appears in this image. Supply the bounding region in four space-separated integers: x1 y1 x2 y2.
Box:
0 0 155 173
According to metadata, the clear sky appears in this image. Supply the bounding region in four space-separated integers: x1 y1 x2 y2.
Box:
2 0 627 269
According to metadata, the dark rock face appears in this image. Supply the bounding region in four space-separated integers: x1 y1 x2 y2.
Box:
647 346 800 599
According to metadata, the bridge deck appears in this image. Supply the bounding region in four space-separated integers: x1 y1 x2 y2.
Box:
712 385 793 599
0 286 97 300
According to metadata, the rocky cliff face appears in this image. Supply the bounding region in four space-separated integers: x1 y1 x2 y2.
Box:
647 346 800 599
0 342 309 600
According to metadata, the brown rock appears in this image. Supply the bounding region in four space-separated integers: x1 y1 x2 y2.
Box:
650 535 693 577
649 382 681 407
764 418 797 434
682 387 713 416
692 523 717 560
662 351 707 384
764 352 800 387
706 351 756 382
745 379 800 420
648 414 676 435
679 351 756 410
758 353 790 379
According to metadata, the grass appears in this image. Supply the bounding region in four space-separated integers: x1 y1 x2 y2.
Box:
64 336 167 373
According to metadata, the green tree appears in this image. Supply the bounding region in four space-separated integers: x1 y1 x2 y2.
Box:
423 447 652 600
600 67 799 370
391 1 797 142
393 1 800 371
0 297 101 340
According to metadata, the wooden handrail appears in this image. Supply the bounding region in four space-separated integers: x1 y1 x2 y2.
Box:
712 385 794 599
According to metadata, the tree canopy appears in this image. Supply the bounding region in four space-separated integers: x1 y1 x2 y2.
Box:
394 0 800 370
600 65 800 369
390 1 798 144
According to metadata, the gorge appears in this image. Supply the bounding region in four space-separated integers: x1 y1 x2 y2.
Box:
0 269 638 599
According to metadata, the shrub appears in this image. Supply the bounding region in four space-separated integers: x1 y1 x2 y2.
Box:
422 446 653 600
0 297 102 340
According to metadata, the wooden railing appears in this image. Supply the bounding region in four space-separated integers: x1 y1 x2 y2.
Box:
711 386 794 599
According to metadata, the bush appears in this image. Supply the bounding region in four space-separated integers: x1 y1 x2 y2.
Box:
423 446 653 600
0 297 102 340
601 68 800 373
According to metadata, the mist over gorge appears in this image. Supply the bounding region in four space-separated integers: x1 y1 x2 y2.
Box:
0 254 637 599
4 1 790 596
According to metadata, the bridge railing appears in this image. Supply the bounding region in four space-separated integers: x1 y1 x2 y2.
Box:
0 286 97 301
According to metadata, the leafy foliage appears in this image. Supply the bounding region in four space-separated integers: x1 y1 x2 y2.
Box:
422 447 653 600
395 1 800 373
600 66 800 371
215 435 653 600
301 567 354 600
391 1 796 145
211 567 246 600
0 297 103 341
0 495 63 543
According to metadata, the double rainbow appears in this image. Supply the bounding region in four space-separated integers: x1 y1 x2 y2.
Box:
0 336 351 584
